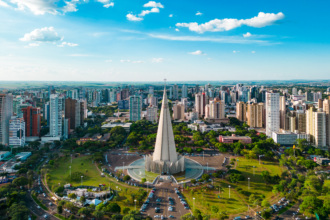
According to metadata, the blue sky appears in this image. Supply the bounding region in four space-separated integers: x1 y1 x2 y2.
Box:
0 0 330 81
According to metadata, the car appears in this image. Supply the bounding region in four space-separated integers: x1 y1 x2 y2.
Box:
49 202 52 206
43 214 48 219
156 202 160 205
184 206 190 209
37 206 40 209
278 200 281 203
234 217 241 220
169 215 174 218
161 215 164 219
168 197 172 200
293 212 296 216
156 199 162 202
154 215 160 218
279 205 283 209
275 217 280 220
245 216 251 219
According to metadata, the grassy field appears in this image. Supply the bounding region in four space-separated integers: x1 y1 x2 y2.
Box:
48 156 147 214
183 157 285 218
234 157 284 202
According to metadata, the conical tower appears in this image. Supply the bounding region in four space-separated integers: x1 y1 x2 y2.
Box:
145 81 185 174
153 86 178 162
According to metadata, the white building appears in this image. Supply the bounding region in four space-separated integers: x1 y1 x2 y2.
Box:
0 94 13 146
182 85 187 98
173 84 179 100
146 105 158 123
129 95 142 121
292 87 297 95
313 110 326 147
50 94 63 137
9 116 25 147
266 92 280 137
148 86 154 95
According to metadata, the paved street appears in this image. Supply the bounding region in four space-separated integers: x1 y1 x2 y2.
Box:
143 182 190 219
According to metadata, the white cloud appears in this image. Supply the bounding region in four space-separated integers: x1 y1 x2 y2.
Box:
68 54 91 57
139 7 159 17
207 58 211 59
58 42 78 47
105 60 112 62
152 58 164 63
188 50 206 55
233 51 238 53
9 0 80 15
175 28 179 32
243 32 252 37
195 11 202 16
0 0 9 7
19 27 62 42
148 33 271 44
132 61 144 63
169 14 173 17
104 2 114 8
121 60 131 62
97 0 109 3
126 14 143 21
251 51 256 53
7 54 15 57
176 12 285 33
29 43 39 46
143 1 164 8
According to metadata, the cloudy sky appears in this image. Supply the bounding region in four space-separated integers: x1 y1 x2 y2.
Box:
0 0 330 81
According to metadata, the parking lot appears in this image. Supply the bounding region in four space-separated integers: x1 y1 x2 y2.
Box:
141 182 190 219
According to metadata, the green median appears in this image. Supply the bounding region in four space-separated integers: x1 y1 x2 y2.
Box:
31 194 49 211
278 202 295 215
54 214 70 220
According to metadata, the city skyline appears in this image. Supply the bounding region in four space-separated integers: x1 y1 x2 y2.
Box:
1 0 330 81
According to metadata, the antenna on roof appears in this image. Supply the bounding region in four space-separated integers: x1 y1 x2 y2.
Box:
164 78 167 89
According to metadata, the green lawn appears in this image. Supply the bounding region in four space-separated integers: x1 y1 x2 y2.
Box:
48 156 147 214
183 157 285 218
32 194 48 210
234 157 284 202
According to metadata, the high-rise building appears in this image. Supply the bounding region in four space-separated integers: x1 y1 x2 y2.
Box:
230 91 237 103
118 100 129 110
121 88 130 100
63 118 70 139
0 94 13 145
169 87 173 99
148 86 154 95
173 85 179 99
65 98 81 129
16 103 32 118
48 86 54 99
129 95 142 121
236 102 247 122
22 106 41 137
195 93 204 117
50 94 63 137
297 112 306 133
209 98 225 119
146 105 158 123
313 110 326 147
322 99 330 146
9 116 25 146
279 96 286 129
247 103 264 128
173 104 185 120
318 99 323 109
292 87 297 95
195 84 199 93
182 85 187 98
265 92 280 137
305 92 313 102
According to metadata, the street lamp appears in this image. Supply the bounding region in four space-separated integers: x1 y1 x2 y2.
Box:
134 199 137 210
193 198 195 209
123 162 125 172
207 162 208 173
203 151 204 161
248 178 250 190
253 166 255 176
81 176 83 187
69 166 71 180
229 185 231 199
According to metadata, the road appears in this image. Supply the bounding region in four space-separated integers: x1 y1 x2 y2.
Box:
143 182 190 219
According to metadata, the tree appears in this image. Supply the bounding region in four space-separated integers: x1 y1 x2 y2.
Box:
57 205 63 214
13 176 28 187
300 196 322 214
261 209 272 220
17 168 28 175
218 212 229 220
8 203 30 220
141 178 146 184
123 207 130 214
93 210 104 219
261 171 271 184
261 200 271 207
211 205 219 214
79 196 86 204
123 175 131 181
78 207 90 216
249 194 256 204
191 179 197 184
201 174 210 181
103 203 121 213
68 193 77 200
226 165 231 170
